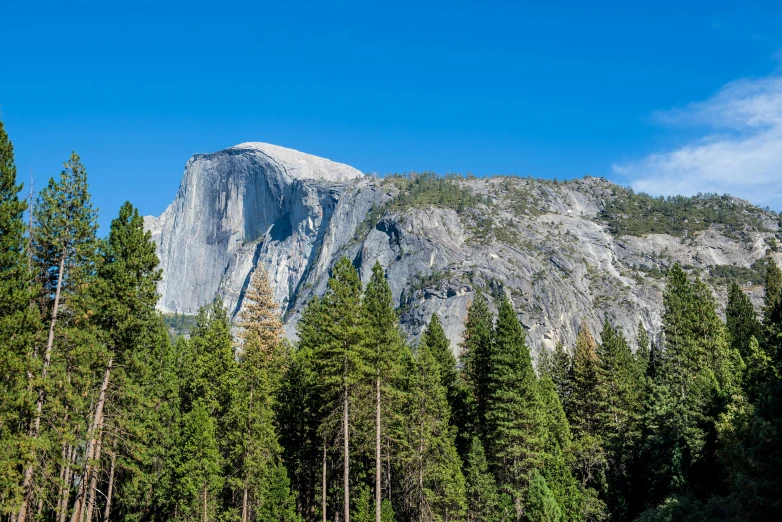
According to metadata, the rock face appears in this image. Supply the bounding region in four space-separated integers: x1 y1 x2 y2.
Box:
144 142 363 317
146 143 782 358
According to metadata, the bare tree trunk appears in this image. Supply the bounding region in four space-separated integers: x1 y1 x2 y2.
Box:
343 392 350 522
56 441 69 519
71 360 112 522
203 485 208 522
59 445 77 522
241 487 248 522
322 440 327 522
375 377 381 522
19 254 67 522
57 443 75 522
102 445 116 522
84 428 105 522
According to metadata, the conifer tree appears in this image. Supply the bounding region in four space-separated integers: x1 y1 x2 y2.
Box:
232 266 298 521
166 300 238 521
541 343 573 414
0 117 37 516
715 265 782 521
537 377 583 522
726 281 762 360
459 292 493 446
19 152 99 522
567 320 606 520
402 340 466 521
363 262 406 522
307 258 371 522
170 400 223 522
421 314 458 417
637 265 739 512
276 339 320 521
526 470 563 522
72 202 162 522
485 298 544 517
421 313 471 458
464 438 511 522
111 318 176 522
595 322 643 520
764 257 782 323
460 292 492 417
570 321 602 439
635 321 651 376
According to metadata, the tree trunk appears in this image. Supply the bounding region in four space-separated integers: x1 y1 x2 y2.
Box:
242 487 249 522
18 254 67 522
103 445 116 522
343 391 350 522
71 360 112 522
203 485 208 522
322 440 327 522
56 440 69 520
59 444 77 522
375 376 381 522
84 428 104 522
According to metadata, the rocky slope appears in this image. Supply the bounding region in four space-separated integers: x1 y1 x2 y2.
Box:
145 143 782 357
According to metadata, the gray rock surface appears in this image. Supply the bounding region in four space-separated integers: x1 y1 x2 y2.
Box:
146 143 782 359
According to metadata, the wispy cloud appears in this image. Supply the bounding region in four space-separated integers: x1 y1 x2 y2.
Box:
613 74 782 210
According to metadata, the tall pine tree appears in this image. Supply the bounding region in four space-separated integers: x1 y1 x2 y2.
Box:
485 298 544 518
363 262 406 522
0 117 37 516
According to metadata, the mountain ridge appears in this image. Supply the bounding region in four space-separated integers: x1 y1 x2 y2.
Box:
145 143 782 356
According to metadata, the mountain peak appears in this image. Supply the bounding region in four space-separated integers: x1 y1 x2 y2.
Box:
227 142 364 182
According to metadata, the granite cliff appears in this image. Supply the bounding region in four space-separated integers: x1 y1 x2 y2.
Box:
145 143 782 356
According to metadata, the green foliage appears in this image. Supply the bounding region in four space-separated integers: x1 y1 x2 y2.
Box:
310 257 372 418
485 298 544 509
352 484 373 522
464 438 512 522
0 117 37 516
636 265 741 514
764 258 782 322
33 152 99 296
254 463 302 522
381 498 396 522
460 292 493 437
526 470 563 522
383 172 487 213
421 313 472 458
601 189 771 237
359 173 487 237
726 281 762 361
595 322 644 520
402 339 466 521
168 400 223 521
709 258 769 286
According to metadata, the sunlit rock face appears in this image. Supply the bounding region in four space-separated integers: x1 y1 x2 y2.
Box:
146 143 782 358
144 142 364 319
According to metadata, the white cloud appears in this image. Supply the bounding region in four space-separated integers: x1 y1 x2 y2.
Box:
613 75 782 210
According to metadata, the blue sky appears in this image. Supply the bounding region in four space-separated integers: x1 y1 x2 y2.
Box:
2 0 782 231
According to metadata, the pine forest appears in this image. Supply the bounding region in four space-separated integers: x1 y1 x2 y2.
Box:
2 117 782 522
